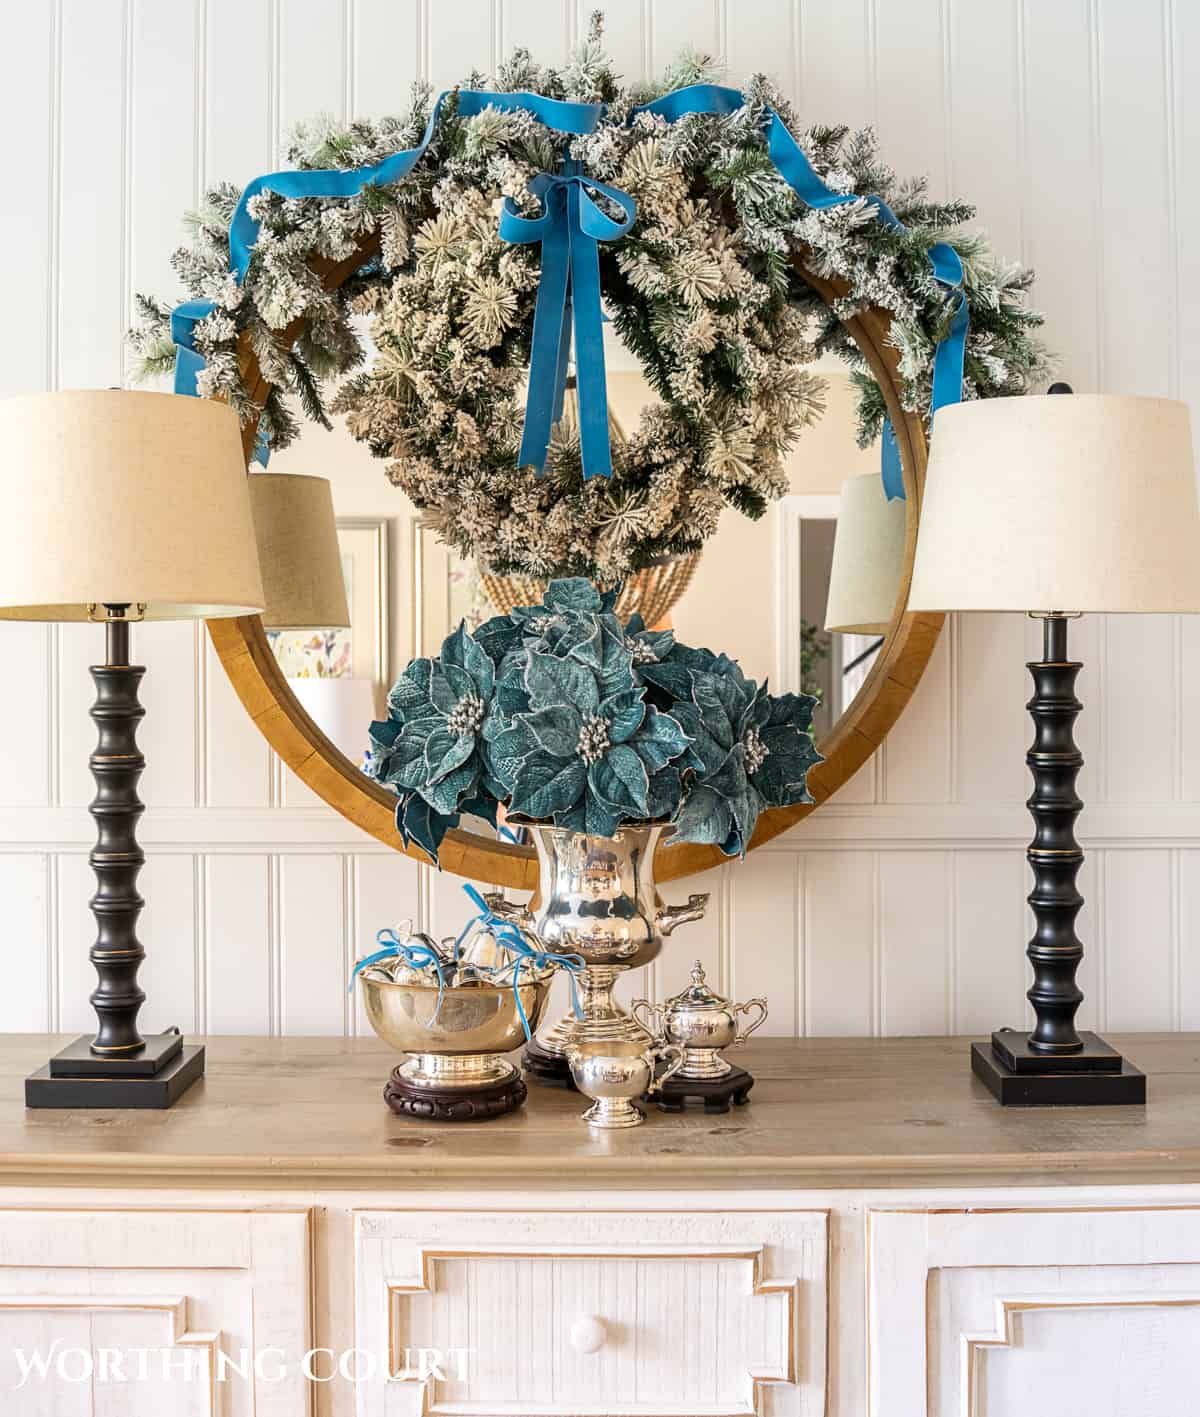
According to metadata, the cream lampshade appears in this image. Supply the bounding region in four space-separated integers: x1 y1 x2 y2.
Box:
904 389 1200 1109
0 388 265 1112
0 389 264 620
908 394 1200 614
824 472 908 634
247 472 350 629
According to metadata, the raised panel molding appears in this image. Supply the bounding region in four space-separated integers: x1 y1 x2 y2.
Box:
354 1207 827 1415
867 1206 1200 1417
0 1208 313 1416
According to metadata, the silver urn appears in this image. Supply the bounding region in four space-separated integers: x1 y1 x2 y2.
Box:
632 960 767 1080
489 822 708 1056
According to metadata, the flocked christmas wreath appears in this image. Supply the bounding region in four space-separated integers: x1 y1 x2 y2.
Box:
130 14 1047 585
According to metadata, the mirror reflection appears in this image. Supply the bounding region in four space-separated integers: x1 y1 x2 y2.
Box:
264 353 908 799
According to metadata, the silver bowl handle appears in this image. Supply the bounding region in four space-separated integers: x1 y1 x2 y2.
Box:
645 1043 685 1094
733 997 768 1046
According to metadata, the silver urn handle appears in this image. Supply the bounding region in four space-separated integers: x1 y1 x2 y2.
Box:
655 892 710 937
630 998 664 1036
645 1043 685 1094
481 891 534 929
733 997 768 1046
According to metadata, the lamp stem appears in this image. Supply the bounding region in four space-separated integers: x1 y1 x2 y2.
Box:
1025 611 1085 1054
87 604 147 1057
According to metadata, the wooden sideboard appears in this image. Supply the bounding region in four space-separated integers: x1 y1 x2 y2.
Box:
2 1032 1200 1415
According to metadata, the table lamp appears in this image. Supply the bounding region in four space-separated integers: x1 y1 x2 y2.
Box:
908 390 1200 1104
0 390 265 1108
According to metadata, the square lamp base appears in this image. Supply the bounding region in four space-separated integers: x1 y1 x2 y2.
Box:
972 1029 1145 1106
25 1033 205 1109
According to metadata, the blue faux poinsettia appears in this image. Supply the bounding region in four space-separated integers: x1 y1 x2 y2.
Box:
365 577 822 864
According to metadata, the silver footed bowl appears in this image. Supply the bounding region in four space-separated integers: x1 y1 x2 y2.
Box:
358 973 551 1090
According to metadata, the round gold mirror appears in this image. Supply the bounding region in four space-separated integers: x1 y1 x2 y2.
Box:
207 244 942 890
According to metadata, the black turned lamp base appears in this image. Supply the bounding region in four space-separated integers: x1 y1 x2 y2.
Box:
972 1030 1145 1106
25 1034 205 1109
649 1062 755 1114
384 1066 527 1121
522 1036 577 1089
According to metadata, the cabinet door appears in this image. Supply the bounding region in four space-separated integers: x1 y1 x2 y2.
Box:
868 1205 1200 1417
0 1207 311 1415
354 1206 828 1415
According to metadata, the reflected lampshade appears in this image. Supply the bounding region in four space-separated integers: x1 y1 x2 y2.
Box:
247 473 350 630
0 390 264 620
908 394 1200 614
824 472 908 634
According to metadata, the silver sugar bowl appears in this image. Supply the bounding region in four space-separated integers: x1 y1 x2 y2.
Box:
632 961 767 1080
565 1038 685 1129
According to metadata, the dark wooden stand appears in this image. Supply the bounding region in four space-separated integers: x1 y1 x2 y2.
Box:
384 1066 527 1121
523 1036 577 1089
649 1062 755 1114
972 614 1145 1106
25 611 205 1110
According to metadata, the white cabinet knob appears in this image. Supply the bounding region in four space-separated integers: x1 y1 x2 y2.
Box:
569 1315 607 1354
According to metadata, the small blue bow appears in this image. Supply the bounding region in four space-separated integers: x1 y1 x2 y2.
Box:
456 884 585 1041
499 167 636 482
350 926 451 1022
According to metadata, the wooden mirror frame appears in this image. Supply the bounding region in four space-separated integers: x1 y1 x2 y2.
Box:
206 239 944 890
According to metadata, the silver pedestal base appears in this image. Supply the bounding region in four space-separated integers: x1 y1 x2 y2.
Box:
398 1053 517 1089
535 966 654 1056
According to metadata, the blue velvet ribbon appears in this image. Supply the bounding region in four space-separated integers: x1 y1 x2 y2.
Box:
350 927 451 1021
498 164 635 479
456 884 585 1041
167 81 967 496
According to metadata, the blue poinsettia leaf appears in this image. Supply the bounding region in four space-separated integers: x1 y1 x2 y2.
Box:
673 782 733 847
766 691 819 734
459 793 499 829
591 744 650 816
645 765 682 821
521 705 583 758
525 651 601 715
384 727 439 790
389 659 434 718
669 702 728 777
421 759 479 817
543 577 603 613
601 691 645 743
472 613 525 668
509 751 588 820
636 660 695 702
424 726 477 785
440 621 495 699
486 718 540 764
398 793 459 865
428 660 475 714
599 584 620 613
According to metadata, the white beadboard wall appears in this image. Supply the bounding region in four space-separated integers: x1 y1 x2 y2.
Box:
2 0 1200 1040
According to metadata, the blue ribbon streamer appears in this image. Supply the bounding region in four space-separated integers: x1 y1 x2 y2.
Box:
167 81 968 497
456 884 585 1041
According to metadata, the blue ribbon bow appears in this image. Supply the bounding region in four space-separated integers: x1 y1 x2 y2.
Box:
350 926 451 1022
498 167 635 481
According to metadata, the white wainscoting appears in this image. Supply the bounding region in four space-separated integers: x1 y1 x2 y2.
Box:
2 0 1200 1038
